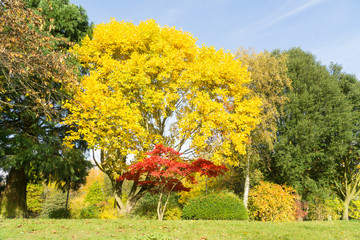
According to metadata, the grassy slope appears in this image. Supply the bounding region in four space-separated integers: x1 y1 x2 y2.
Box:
0 219 359 240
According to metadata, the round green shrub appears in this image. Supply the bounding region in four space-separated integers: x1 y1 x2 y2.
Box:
182 192 248 220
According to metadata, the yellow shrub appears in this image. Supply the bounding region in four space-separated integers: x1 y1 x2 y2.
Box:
248 181 297 222
349 200 360 220
164 207 182 220
99 202 120 219
69 196 86 219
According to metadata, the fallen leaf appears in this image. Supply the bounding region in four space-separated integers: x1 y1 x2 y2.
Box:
51 230 57 234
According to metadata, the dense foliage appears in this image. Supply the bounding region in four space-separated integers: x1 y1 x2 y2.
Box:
248 181 298 222
182 192 248 220
269 49 355 199
25 0 93 43
40 188 70 219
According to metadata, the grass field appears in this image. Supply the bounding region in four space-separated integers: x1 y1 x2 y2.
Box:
0 219 359 240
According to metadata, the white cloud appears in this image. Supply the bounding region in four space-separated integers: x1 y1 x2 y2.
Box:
229 0 326 38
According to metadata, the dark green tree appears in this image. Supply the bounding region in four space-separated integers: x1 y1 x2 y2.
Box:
0 0 91 218
269 48 355 201
25 0 93 43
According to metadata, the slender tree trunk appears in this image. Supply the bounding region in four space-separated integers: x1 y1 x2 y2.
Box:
157 192 164 221
0 167 28 218
157 191 172 221
243 154 250 209
343 198 351 221
205 177 208 195
65 183 70 210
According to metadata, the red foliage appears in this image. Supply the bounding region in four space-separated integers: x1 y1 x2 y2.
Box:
117 144 228 194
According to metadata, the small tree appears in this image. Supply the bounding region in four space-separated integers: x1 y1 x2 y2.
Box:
118 145 228 220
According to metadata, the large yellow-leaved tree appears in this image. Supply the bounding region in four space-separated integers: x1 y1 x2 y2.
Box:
64 19 261 214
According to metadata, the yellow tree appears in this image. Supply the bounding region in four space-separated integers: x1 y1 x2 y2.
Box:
64 19 261 214
235 49 291 208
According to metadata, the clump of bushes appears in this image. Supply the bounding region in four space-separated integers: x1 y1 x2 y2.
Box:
248 181 298 222
40 189 70 219
182 192 248 220
80 205 100 219
27 183 45 217
307 198 342 221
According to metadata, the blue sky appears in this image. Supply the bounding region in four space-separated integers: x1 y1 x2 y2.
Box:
71 0 360 78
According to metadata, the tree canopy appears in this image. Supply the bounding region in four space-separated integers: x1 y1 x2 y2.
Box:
64 19 262 213
269 48 355 200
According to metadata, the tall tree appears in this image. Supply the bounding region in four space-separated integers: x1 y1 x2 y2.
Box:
235 49 291 208
0 0 91 218
330 63 360 220
64 19 262 214
269 48 354 201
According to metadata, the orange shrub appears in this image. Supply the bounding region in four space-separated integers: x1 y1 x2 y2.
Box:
248 181 298 222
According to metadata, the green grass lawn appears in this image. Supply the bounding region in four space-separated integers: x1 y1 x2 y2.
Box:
0 219 359 240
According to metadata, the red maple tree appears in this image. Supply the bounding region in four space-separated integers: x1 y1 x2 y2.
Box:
118 144 228 220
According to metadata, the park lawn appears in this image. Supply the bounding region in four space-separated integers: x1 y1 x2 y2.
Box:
0 219 359 240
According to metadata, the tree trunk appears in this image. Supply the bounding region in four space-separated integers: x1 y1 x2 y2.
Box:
113 189 125 214
0 167 28 218
157 192 164 221
125 198 137 213
342 198 351 221
243 154 250 209
65 183 70 210
112 187 143 215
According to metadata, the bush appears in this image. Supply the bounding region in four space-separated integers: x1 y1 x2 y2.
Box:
182 192 248 220
248 181 297 222
40 188 70 219
350 200 360 220
85 180 104 205
80 205 100 219
27 183 45 217
307 198 343 221
98 202 119 219
164 207 182 220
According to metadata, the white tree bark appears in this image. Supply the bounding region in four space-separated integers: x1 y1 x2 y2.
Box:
243 154 250 209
